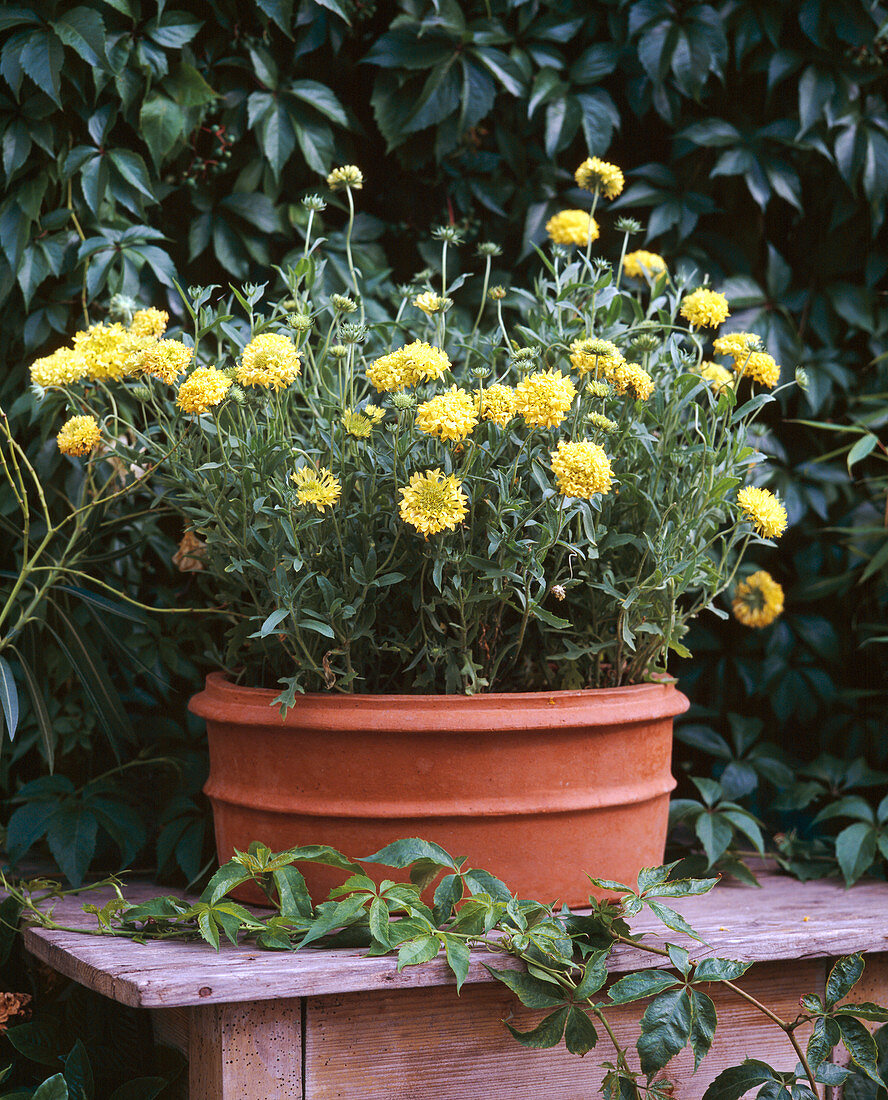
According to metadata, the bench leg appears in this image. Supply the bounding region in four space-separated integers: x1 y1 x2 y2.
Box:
189 998 303 1099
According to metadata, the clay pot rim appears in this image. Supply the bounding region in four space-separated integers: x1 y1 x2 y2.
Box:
190 670 689 732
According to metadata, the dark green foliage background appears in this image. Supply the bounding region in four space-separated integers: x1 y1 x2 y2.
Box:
1 0 886 884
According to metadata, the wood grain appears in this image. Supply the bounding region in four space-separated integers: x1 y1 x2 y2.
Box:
19 875 888 1008
188 999 303 1100
302 960 822 1099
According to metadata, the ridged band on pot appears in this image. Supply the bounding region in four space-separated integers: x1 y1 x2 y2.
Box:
192 672 688 906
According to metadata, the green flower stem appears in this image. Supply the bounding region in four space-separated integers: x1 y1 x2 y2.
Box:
344 185 363 324
615 226 632 290
471 254 493 338
584 189 600 267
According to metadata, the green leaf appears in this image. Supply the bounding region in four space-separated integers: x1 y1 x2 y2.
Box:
608 970 681 1004
272 865 312 917
202 862 252 904
33 1077 69 1100
839 1003 888 1023
139 94 186 168
646 899 708 944
4 1019 63 1066
396 933 440 970
690 990 717 1070
0 654 19 740
836 823 878 886
20 31 64 106
806 1016 840 1070
575 950 609 1000
0 896 22 966
565 1006 598 1055
108 150 154 199
288 80 349 128
483 966 567 1009
443 934 470 992
46 802 99 886
433 873 463 920
702 1061 782 1100
638 988 693 1075
506 1006 569 1049
693 958 752 983
836 1015 883 1084
53 7 106 67
827 954 866 1005
63 1038 94 1100
847 433 878 471
696 812 734 866
361 838 457 870
462 869 511 902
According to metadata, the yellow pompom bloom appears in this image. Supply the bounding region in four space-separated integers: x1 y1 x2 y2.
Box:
291 466 341 511
712 332 761 358
737 486 788 539
735 351 781 389
130 308 169 338
697 360 735 394
623 250 666 278
176 367 232 414
575 157 624 199
546 210 600 246
569 338 625 377
610 362 654 400
550 439 613 499
733 570 784 628
73 323 147 381
367 341 450 392
237 334 301 390
515 369 576 429
327 165 363 191
475 384 516 427
342 410 374 438
413 291 445 314
57 415 102 456
399 469 468 536
416 386 478 442
30 347 89 389
680 288 731 329
139 339 194 385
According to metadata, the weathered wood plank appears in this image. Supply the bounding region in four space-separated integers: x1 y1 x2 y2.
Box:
19 875 888 1008
188 999 303 1100
303 960 823 1100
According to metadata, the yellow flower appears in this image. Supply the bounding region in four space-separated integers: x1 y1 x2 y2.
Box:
587 412 618 433
623 250 666 279
712 332 761 358
696 360 735 394
327 165 363 191
733 570 784 628
680 288 730 329
176 367 232 414
515 369 576 429
575 157 624 199
737 486 788 539
735 351 781 389
237 334 301 390
545 210 600 247
291 466 341 511
569 338 625 377
550 439 613 499
610 361 654 400
130 308 169 338
139 339 194 385
399 469 468 536
416 386 478 442
367 341 450 392
57 415 102 456
73 323 148 381
413 291 445 314
342 410 373 438
475 384 516 428
30 347 89 389
364 403 385 422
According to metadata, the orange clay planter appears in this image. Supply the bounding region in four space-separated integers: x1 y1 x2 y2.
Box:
190 671 689 908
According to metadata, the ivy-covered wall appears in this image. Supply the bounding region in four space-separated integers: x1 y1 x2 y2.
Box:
1 0 886 884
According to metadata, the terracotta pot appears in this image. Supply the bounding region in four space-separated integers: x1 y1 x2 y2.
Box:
191 672 688 907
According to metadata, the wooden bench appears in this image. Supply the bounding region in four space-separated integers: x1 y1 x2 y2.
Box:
21 874 888 1099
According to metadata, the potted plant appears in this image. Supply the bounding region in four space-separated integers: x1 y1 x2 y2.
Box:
24 159 794 904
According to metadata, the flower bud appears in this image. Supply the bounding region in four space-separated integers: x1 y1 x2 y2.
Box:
330 344 349 359
476 241 502 257
331 294 357 313
488 286 506 300
302 194 327 211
